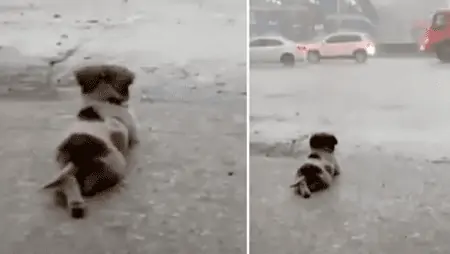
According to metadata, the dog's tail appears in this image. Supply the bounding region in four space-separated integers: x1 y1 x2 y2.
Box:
289 175 305 188
42 162 77 189
290 182 300 188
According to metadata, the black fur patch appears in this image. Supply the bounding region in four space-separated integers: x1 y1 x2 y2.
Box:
74 67 102 94
308 180 329 192
106 97 125 105
299 164 322 178
114 85 130 98
299 164 330 192
307 153 321 160
57 133 123 197
57 133 110 168
77 106 104 121
78 160 121 197
57 133 119 196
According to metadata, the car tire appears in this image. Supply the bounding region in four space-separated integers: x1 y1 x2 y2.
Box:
354 50 368 63
280 53 295 67
436 42 450 63
306 51 320 64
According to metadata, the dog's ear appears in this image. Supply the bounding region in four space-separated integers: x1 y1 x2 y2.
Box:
331 135 338 145
104 65 136 97
111 65 135 87
74 65 105 94
104 65 135 97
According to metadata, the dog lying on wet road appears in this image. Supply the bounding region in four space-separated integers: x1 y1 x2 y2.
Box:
42 64 140 218
290 132 340 198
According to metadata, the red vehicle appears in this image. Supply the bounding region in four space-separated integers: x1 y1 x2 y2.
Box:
421 9 450 62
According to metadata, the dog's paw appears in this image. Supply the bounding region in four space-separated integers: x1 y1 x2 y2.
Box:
299 187 311 198
69 201 86 219
295 186 311 198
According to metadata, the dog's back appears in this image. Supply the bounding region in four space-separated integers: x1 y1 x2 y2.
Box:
308 149 338 176
106 117 129 154
78 105 129 154
55 107 125 196
86 101 138 132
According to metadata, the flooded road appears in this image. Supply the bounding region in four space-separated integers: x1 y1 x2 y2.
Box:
250 58 450 254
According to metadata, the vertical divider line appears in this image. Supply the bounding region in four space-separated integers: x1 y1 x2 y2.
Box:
246 0 251 252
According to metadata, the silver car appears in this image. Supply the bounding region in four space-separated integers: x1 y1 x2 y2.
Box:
249 35 305 66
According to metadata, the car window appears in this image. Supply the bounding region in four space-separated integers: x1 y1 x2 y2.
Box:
325 34 361 43
345 35 363 42
325 35 346 43
250 39 283 47
432 13 449 28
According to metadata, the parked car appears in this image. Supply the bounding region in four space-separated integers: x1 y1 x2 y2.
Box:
297 31 376 63
249 35 305 66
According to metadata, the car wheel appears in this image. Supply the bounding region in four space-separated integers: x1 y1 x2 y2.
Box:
307 51 320 64
280 53 295 67
354 50 368 63
436 42 450 63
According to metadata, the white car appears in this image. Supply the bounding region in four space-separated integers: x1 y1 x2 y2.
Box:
297 31 376 63
249 35 305 66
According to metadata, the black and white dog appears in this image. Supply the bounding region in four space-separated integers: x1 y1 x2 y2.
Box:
290 132 340 198
42 64 140 218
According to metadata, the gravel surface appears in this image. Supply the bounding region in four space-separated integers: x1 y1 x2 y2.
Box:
250 58 450 254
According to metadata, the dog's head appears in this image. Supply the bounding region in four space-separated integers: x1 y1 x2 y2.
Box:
74 64 135 105
309 132 338 152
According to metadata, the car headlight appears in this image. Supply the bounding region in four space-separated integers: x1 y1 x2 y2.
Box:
366 45 376 55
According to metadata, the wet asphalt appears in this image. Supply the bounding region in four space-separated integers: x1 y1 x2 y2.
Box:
250 58 450 254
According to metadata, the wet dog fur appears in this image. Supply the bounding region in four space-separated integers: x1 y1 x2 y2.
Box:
42 64 140 218
290 132 340 198
74 64 141 165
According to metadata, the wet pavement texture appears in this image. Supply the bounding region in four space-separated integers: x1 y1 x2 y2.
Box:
0 0 246 253
250 59 450 254
0 86 246 254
